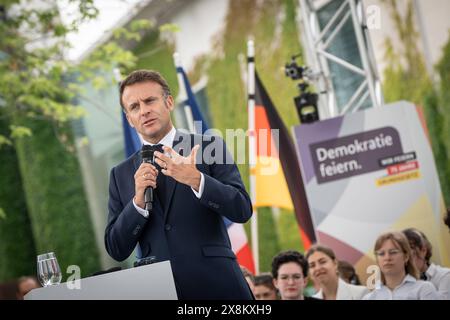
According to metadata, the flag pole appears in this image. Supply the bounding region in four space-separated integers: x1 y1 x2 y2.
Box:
247 40 259 274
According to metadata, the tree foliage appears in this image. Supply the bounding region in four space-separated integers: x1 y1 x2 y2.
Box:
0 0 156 280
381 0 450 206
0 0 151 202
0 0 154 148
381 0 432 103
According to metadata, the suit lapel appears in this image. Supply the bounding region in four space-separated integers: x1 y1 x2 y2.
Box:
132 150 142 172
163 176 176 221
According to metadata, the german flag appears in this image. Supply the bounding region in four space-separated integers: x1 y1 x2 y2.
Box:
252 71 316 248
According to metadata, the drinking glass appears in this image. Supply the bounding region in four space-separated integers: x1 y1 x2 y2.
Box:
37 252 62 287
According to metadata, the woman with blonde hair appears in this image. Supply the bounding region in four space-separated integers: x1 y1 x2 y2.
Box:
306 244 368 300
363 231 440 300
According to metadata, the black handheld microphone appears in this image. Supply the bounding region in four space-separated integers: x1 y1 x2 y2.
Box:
141 145 155 211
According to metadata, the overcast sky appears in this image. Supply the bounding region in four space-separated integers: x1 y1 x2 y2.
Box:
59 0 144 62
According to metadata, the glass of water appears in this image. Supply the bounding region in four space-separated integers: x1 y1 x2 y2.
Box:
37 252 62 287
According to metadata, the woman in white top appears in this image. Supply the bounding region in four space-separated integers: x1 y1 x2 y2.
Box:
403 228 450 300
306 244 368 300
363 231 440 300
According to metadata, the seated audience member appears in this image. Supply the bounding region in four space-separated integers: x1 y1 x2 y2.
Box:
16 276 40 300
338 260 362 285
306 245 368 300
403 228 450 300
271 250 315 300
240 265 255 293
254 273 278 300
363 231 440 300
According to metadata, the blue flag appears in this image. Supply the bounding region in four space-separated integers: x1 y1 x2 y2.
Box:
121 111 141 157
176 66 209 134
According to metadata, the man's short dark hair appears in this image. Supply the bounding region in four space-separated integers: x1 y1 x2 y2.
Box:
119 69 171 110
271 250 308 279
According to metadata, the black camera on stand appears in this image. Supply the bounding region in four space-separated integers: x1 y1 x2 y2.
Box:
285 54 319 124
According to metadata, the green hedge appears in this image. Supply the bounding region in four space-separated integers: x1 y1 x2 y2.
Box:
423 92 450 206
434 34 450 207
133 30 179 98
382 3 450 207
257 208 281 273
13 117 100 280
0 115 37 282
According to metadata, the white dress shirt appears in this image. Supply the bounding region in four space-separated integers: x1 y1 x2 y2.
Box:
425 263 450 300
133 126 205 218
363 274 441 300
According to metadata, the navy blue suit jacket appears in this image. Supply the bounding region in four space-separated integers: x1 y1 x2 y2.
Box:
105 131 253 299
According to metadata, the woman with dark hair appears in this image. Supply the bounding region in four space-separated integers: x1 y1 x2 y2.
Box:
403 228 450 300
444 207 450 232
253 273 278 300
338 260 361 285
271 250 314 300
363 231 440 300
306 244 368 300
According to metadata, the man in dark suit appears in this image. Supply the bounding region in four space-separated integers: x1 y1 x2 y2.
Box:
105 70 254 299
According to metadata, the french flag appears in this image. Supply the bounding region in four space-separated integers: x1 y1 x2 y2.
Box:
223 218 255 273
174 54 255 274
